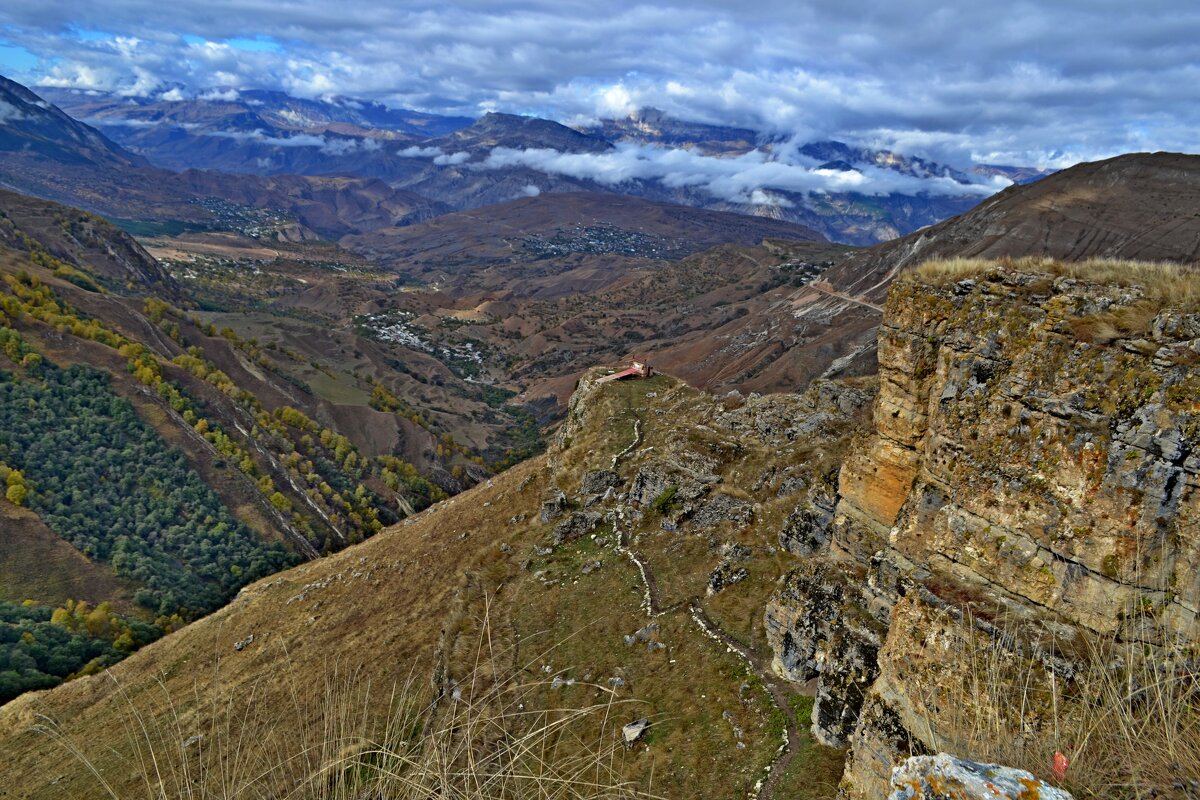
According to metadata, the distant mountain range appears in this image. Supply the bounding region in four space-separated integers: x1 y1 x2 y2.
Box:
28 81 1052 244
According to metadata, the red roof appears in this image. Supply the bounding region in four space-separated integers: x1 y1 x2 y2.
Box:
596 367 643 384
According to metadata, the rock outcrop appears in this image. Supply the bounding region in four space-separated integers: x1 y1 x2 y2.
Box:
890 753 1075 800
767 263 1199 797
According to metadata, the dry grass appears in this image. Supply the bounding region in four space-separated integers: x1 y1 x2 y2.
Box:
922 615 1200 799
910 257 1200 310
36 610 658 800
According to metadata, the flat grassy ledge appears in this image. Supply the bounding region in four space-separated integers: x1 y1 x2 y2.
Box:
907 256 1200 310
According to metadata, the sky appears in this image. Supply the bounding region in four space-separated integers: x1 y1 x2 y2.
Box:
1 1 1198 170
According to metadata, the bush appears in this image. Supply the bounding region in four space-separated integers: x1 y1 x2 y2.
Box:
650 485 679 516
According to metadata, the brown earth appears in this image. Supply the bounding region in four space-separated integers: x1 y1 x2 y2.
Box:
0 503 133 610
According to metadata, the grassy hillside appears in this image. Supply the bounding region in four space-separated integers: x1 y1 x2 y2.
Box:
0 191 512 703
0 366 872 799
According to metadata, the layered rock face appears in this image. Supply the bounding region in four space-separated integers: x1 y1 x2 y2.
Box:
767 264 1199 797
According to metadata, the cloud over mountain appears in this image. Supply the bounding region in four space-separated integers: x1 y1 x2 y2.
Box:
1 1 1198 167
474 142 1005 204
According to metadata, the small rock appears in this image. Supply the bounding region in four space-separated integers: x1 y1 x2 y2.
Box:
622 718 651 746
581 559 603 575
539 490 568 523
499 542 512 553
233 634 254 652
708 562 749 594
608 676 626 689
777 475 808 497
634 623 658 642
721 543 752 560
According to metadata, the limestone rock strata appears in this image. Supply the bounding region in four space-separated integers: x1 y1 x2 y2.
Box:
767 267 1199 798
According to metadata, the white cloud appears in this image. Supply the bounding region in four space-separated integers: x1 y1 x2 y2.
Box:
319 135 381 155
520 184 541 196
432 150 470 165
3 1 1199 166
476 141 1006 204
199 87 240 102
0 99 28 123
207 128 384 155
397 145 444 158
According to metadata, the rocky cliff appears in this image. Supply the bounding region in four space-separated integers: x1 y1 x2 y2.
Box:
766 259 1199 797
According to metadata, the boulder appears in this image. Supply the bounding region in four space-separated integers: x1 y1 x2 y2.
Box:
688 493 754 529
551 511 601 545
539 490 568 523
580 469 621 496
708 562 749 594
889 753 1073 800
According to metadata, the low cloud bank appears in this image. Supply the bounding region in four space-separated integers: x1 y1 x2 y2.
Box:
473 142 1008 204
208 128 383 155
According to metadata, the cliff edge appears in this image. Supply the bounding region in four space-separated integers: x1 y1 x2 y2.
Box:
768 258 1199 798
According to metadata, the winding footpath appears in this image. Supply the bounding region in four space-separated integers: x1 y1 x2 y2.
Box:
604 402 806 800
613 521 806 800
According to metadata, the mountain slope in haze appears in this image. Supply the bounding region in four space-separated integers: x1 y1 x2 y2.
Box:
0 77 147 170
39 86 470 178
725 150 1200 386
43 87 472 139
0 78 451 237
29 79 1027 245
585 106 761 155
824 151 1200 303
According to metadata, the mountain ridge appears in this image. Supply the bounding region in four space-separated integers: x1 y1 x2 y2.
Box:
26 78 1037 245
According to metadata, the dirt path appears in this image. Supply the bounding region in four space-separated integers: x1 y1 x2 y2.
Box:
807 280 885 313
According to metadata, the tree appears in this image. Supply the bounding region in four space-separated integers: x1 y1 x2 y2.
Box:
5 484 26 506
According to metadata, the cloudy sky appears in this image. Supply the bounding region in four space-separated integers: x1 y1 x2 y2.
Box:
1 1 1197 169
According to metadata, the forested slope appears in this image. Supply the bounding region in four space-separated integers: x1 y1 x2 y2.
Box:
0 191 482 703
